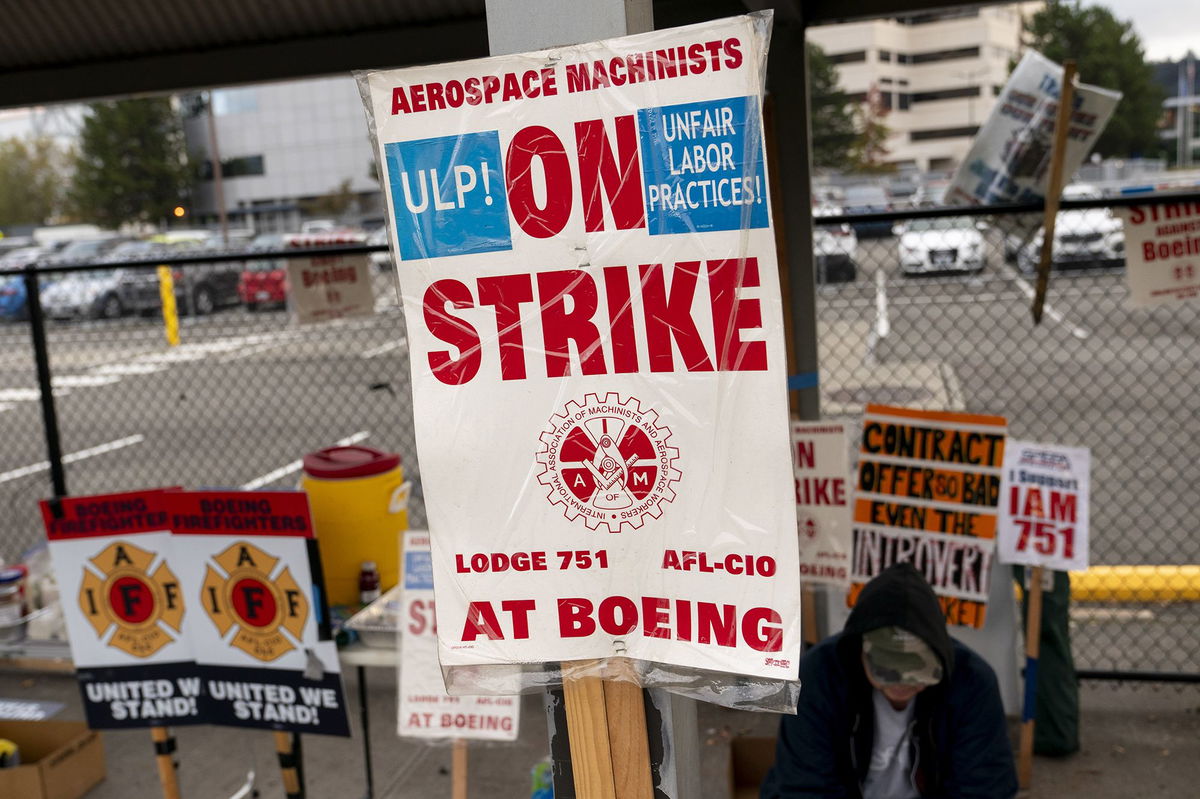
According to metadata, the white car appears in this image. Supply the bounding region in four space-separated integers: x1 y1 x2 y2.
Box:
897 217 986 275
1016 207 1124 273
40 269 126 320
812 209 858 283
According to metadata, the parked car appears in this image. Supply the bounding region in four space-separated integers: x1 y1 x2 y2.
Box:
0 251 60 320
366 226 393 271
45 236 129 266
812 208 858 283
238 233 289 311
40 269 128 320
897 217 987 276
115 235 241 316
1014 208 1124 273
843 185 893 238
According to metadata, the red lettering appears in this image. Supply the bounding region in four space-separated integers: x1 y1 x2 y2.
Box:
598 596 638 635
558 598 595 637
697 602 736 647
707 258 767 371
1049 491 1077 523
423 280 481 385
723 38 743 69
537 270 606 377
391 87 411 115
501 599 536 640
506 126 573 238
410 83 427 113
502 72 522 102
574 116 646 233
461 601 503 641
642 596 670 639
482 75 501 103
426 81 446 111
478 274 534 380
640 263 714 372
743 607 782 652
602 265 639 373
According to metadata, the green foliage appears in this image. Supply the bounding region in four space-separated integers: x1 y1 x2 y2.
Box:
808 43 858 171
0 136 66 227
849 89 895 174
1024 1 1165 157
301 179 358 219
70 97 193 228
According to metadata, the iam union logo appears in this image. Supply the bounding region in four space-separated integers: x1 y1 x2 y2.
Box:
536 393 681 533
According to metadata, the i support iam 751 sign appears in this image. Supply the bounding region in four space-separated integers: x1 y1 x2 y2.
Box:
997 441 1090 572
361 13 800 684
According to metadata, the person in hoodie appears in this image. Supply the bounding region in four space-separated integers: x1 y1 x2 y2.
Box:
761 562 1017 799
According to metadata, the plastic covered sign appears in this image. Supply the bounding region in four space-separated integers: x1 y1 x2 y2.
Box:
358 13 800 710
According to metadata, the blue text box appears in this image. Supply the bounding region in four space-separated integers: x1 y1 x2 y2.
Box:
385 132 511 260
638 96 769 235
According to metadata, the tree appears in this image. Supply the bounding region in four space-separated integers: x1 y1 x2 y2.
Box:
849 85 895 173
0 136 67 227
70 97 193 228
807 44 858 170
1024 1 1165 158
301 179 358 219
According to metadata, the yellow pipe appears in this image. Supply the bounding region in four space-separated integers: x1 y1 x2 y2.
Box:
1068 566 1200 602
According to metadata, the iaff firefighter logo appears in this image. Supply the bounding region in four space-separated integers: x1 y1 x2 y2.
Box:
536 393 681 533
79 540 184 658
200 541 308 662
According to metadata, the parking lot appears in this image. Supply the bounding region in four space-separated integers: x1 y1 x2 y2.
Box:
1 232 1196 675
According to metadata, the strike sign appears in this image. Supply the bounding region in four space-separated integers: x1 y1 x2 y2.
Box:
793 423 852 585
851 405 1007 629
997 441 1090 572
1115 203 1200 307
362 13 800 688
399 531 519 741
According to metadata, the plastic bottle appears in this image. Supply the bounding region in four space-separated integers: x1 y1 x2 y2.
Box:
358 561 381 604
0 567 27 644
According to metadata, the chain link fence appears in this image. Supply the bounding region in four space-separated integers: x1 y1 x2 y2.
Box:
0 244 425 569
814 196 1199 681
1 202 1197 681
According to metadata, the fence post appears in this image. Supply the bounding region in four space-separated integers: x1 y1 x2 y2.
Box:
24 266 67 497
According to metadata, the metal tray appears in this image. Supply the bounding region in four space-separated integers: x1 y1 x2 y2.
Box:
343 585 402 648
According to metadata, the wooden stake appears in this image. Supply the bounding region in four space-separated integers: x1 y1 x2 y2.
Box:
561 659 654 799
150 726 181 799
274 731 303 799
1032 60 1078 324
452 738 468 799
1017 565 1046 789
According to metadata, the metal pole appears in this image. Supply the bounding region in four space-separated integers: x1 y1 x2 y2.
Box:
24 267 66 497
206 91 230 245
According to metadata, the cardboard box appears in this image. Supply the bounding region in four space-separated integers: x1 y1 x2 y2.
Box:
0 720 105 799
729 736 776 799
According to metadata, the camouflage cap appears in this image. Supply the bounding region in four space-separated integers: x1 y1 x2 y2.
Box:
862 626 943 687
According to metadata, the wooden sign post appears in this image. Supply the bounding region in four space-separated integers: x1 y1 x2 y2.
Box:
1031 60 1078 324
274 731 303 799
1017 566 1046 789
151 726 182 799
562 660 655 799
452 738 468 799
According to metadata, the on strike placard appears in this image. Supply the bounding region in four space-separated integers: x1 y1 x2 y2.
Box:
169 490 351 737
362 13 800 684
1115 203 1200 307
41 490 204 729
399 531 519 741
851 405 1007 629
997 441 1089 572
793 423 852 585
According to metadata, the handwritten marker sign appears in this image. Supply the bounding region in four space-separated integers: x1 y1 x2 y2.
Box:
363 14 800 686
41 490 205 729
399 531 519 741
997 441 1089 572
851 405 1007 629
1115 203 1200 307
793 423 852 586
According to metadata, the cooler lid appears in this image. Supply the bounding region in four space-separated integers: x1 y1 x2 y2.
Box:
303 445 400 479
